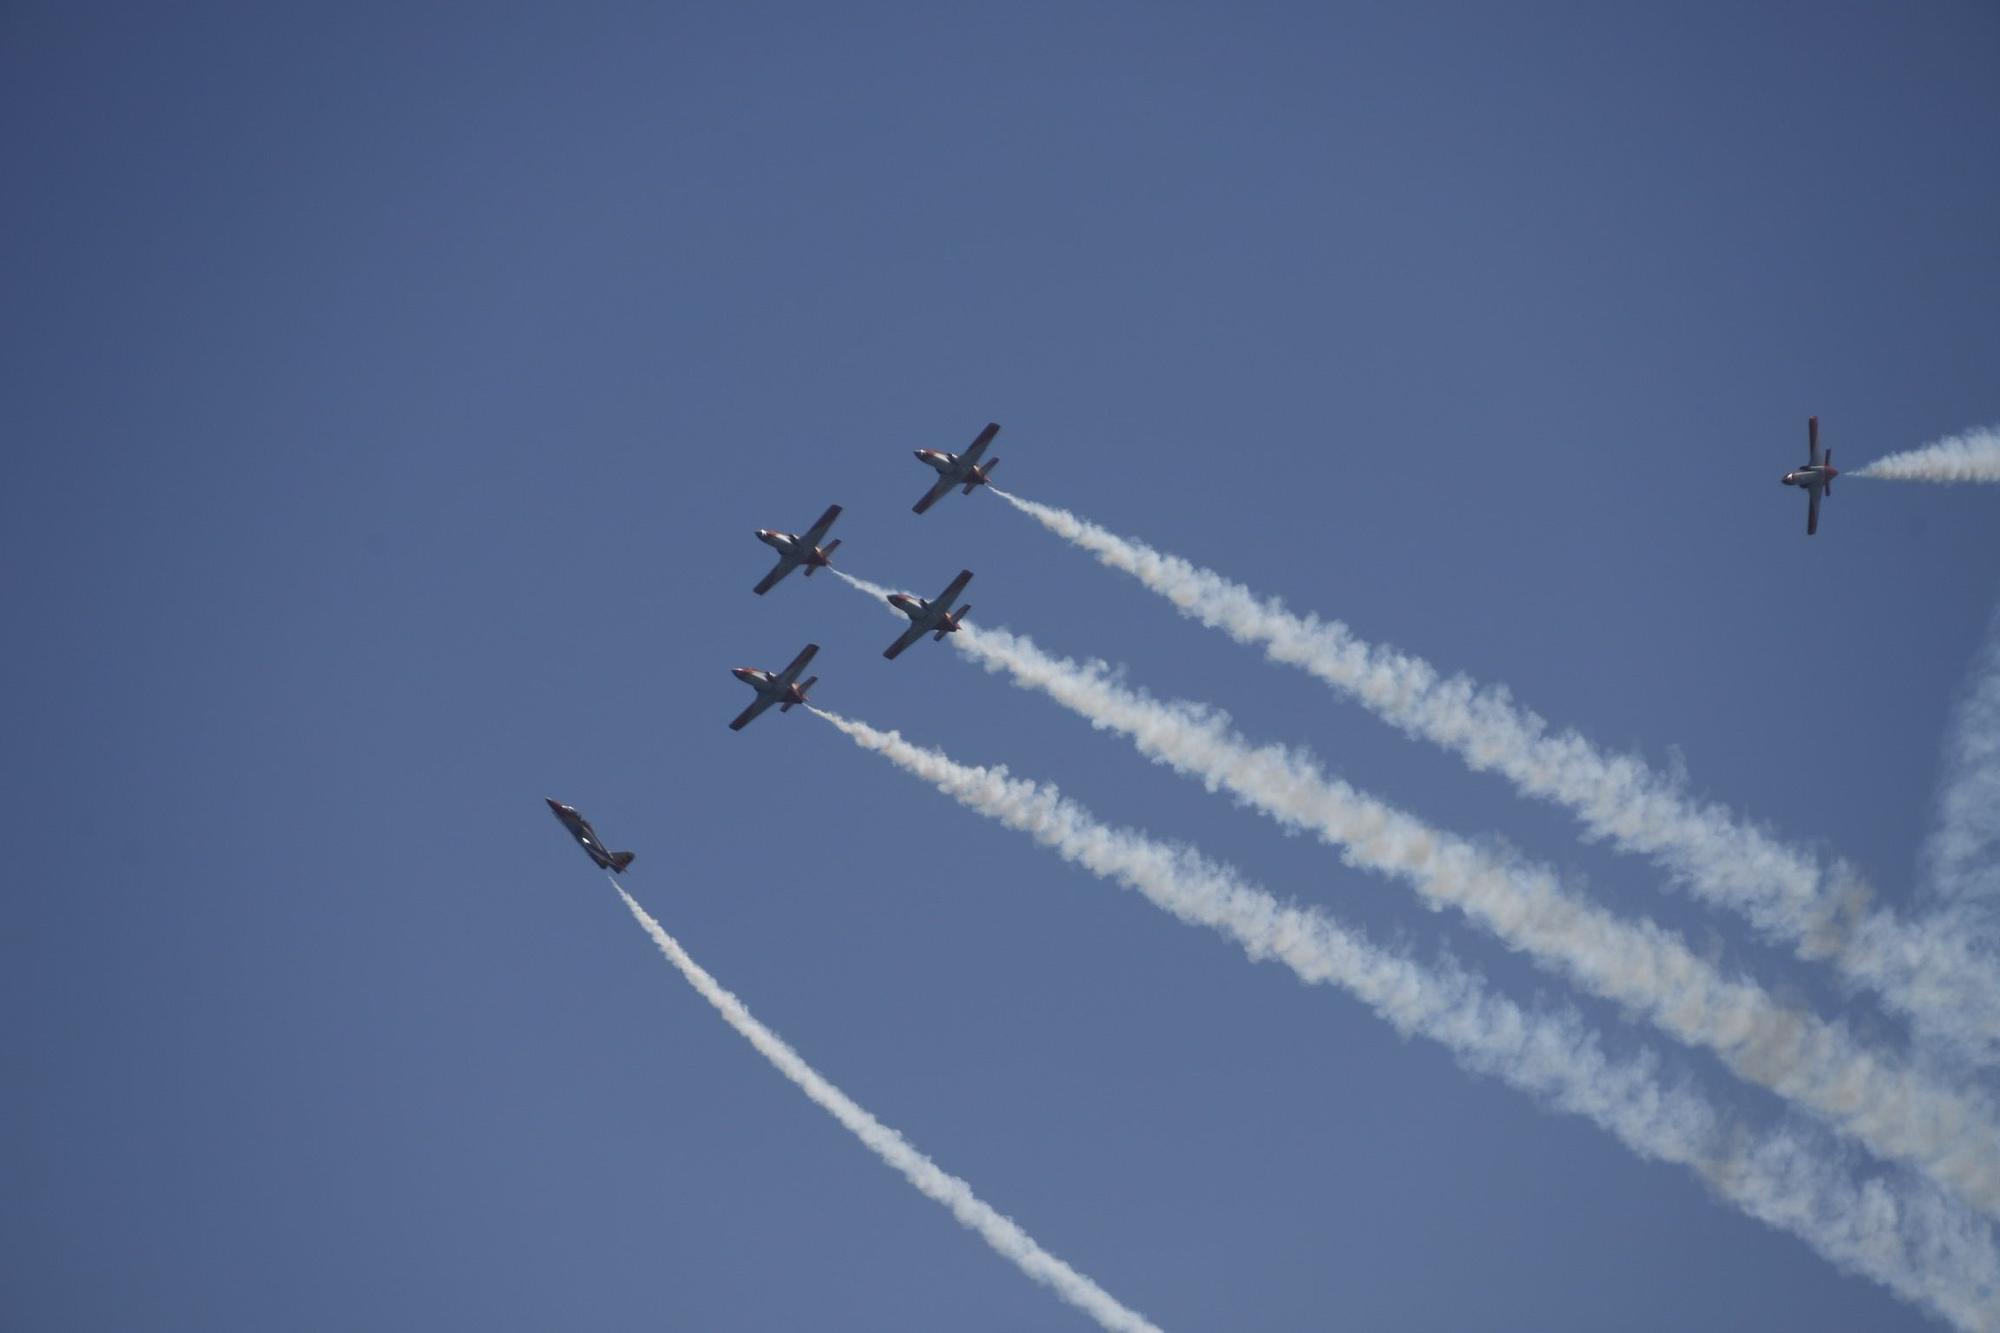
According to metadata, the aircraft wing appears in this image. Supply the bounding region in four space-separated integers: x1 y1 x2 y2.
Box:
1807 486 1820 536
913 474 956 515
729 695 777 731
774 642 820 687
931 568 973 609
961 422 1000 465
1808 416 1821 467
883 623 928 660
753 555 797 596
801 504 842 547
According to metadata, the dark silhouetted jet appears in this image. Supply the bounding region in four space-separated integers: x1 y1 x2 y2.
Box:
546 799 635 874
730 643 819 730
753 504 843 594
912 423 1000 514
883 570 973 660
1782 416 1839 536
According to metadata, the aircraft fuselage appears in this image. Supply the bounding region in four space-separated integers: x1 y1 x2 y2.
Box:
888 592 967 642
1782 465 1835 491
733 666 809 708
916 448 993 489
758 529 832 564
546 798 633 873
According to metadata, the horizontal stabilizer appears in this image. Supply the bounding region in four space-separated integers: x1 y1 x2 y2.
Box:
609 851 635 873
781 676 817 711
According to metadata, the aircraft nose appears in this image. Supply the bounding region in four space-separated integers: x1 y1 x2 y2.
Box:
545 798 562 812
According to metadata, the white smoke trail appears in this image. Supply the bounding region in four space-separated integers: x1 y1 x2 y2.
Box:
1919 608 2000 1000
830 568 899 603
610 882 1162 1333
1929 607 2000 908
987 487 2000 1062
814 711 2000 1329
934 619 2000 1216
1857 428 2000 484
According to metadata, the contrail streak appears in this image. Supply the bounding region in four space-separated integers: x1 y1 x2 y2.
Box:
815 710 2000 1329
1929 607 2000 910
610 881 1162 1333
830 568 898 602
988 487 2000 1062
928 617 2000 1215
1917 608 2000 1038
1856 428 2000 484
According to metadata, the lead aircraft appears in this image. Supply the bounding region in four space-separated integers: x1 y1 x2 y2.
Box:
912 423 1001 514
729 643 820 730
883 570 973 660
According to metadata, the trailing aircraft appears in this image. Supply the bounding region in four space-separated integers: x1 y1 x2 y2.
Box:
912 423 1001 514
1782 416 1839 536
753 504 843 594
883 570 973 660
730 643 820 730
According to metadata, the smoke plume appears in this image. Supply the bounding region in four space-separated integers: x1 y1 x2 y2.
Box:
941 620 2000 1215
611 882 1162 1332
986 488 2000 1062
815 712 2000 1330
1857 428 2000 484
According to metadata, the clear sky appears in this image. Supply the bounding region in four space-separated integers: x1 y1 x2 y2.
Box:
5 3 1997 1329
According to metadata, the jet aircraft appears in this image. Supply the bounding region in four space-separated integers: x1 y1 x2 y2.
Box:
729 643 820 730
912 422 1001 514
753 504 843 594
1781 416 1839 536
546 798 635 874
883 570 973 660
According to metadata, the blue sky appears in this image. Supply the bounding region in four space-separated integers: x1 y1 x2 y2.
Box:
4 3 1997 1329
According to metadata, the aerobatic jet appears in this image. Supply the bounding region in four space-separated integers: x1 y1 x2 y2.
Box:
912 422 1001 514
546 798 635 874
883 570 973 660
752 504 843 594
1781 416 1839 536
729 643 820 730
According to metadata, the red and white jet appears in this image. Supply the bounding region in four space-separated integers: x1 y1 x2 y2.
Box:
883 570 973 660
1781 416 1839 536
729 643 819 730
912 422 1001 514
753 504 842 594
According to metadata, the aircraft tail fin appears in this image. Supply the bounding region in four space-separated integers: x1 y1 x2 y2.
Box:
609 851 636 873
964 457 999 493
1824 451 1832 494
781 677 817 711
806 539 841 575
936 605 971 639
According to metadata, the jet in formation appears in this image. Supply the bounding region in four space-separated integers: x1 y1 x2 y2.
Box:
753 504 843 594
1781 416 1838 536
883 570 973 660
546 798 635 874
730 643 820 730
912 423 1001 514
